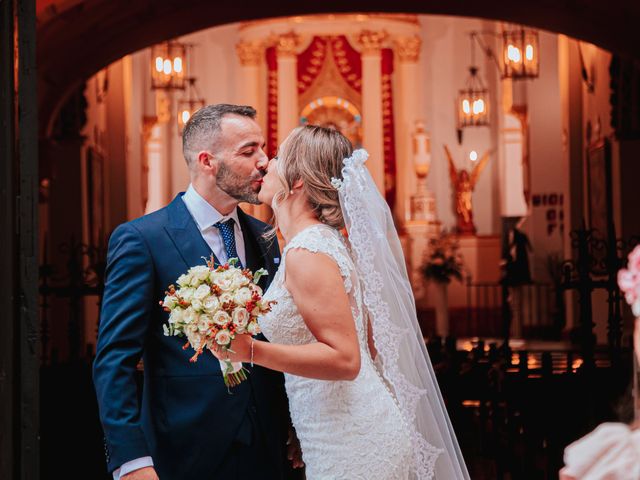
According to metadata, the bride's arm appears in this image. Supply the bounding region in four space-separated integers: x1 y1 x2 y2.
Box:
215 248 361 381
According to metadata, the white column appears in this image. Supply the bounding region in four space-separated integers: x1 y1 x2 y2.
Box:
145 89 173 213
236 40 264 218
276 32 301 145
394 35 422 224
236 40 262 113
358 30 387 194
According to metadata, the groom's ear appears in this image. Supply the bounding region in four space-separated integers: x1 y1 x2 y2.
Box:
197 151 217 173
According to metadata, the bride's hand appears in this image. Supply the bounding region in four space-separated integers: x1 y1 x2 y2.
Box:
211 334 253 363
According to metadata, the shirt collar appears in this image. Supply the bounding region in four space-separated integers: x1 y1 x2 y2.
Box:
182 184 240 232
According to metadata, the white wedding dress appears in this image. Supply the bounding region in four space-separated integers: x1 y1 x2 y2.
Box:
260 224 427 479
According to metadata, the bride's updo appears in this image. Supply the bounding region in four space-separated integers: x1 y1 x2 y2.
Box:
274 125 353 229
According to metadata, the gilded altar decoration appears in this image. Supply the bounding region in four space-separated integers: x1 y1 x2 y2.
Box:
235 40 263 66
275 31 301 57
444 145 490 235
357 30 388 55
394 35 422 63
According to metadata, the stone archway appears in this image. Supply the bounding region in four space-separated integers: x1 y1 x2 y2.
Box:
38 0 640 137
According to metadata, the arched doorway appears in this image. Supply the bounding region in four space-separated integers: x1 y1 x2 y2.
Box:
4 1 640 478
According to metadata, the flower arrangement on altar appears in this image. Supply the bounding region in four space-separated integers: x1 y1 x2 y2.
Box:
422 233 465 284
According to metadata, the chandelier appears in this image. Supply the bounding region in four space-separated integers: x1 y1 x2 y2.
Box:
502 26 539 79
458 33 490 128
458 65 489 128
177 78 205 135
150 41 187 90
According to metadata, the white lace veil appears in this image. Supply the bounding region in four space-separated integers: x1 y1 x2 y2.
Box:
334 149 470 479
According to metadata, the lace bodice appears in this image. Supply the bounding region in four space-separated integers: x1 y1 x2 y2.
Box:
259 224 414 479
262 225 362 347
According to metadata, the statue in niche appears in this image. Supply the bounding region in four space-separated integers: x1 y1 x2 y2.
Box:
444 145 491 235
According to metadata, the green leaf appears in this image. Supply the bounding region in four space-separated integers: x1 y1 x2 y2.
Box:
253 268 269 284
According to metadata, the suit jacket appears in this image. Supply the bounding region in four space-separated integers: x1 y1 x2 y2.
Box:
93 194 290 479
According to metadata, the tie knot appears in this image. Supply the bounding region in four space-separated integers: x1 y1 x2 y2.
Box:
213 218 235 231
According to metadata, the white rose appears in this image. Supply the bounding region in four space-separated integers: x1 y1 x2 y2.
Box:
212 271 234 291
233 287 253 306
197 313 213 333
183 307 198 325
218 292 234 305
176 273 192 288
190 298 203 312
194 284 211 300
190 265 211 283
232 271 251 288
168 308 183 325
186 327 203 351
179 287 195 302
202 295 220 313
163 295 178 309
215 329 232 346
232 308 250 332
247 321 261 335
212 310 231 327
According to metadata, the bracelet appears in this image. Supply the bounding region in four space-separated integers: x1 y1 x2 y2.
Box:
250 337 255 367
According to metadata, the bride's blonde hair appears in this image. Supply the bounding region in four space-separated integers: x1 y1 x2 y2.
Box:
271 125 353 229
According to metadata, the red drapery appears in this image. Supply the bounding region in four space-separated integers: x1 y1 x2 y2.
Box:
381 48 396 208
266 46 278 159
330 36 362 94
297 36 328 95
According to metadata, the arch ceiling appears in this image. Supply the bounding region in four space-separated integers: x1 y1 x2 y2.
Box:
37 0 640 136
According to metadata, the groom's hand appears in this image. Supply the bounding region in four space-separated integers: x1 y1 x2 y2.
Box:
287 427 304 469
122 467 159 480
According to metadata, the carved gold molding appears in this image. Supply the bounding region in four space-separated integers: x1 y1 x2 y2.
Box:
275 31 302 57
357 30 388 55
395 35 422 63
236 40 263 66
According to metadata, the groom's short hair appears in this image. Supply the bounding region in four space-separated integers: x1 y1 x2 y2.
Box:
182 104 257 167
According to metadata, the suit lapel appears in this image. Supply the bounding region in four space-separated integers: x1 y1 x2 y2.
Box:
164 194 219 269
237 208 275 289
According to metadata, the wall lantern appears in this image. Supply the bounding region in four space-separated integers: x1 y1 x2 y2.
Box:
150 41 187 90
177 78 205 135
458 66 490 127
502 26 539 79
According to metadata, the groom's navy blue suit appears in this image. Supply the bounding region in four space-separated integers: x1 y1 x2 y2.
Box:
93 194 291 479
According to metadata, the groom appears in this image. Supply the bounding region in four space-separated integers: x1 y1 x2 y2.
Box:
93 104 300 479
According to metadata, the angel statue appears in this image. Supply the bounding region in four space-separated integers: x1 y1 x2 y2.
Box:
444 145 490 235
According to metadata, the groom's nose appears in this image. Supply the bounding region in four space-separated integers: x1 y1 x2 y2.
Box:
256 149 269 172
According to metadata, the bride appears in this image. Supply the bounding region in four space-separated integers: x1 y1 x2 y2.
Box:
213 125 469 479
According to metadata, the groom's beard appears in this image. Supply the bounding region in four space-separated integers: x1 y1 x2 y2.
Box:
216 161 263 205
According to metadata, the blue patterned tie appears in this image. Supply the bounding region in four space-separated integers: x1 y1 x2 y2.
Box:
213 218 243 268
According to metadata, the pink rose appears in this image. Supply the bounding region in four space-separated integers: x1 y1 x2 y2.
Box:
628 245 640 273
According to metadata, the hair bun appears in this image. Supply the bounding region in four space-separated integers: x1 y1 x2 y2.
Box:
319 203 345 230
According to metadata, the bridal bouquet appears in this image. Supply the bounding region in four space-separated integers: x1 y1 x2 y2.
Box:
161 257 274 387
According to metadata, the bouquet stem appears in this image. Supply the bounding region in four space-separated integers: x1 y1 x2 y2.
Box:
220 359 249 388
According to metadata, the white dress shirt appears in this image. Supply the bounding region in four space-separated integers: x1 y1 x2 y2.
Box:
113 185 247 479
182 184 246 266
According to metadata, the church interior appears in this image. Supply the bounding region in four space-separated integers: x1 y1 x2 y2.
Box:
4 1 640 478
